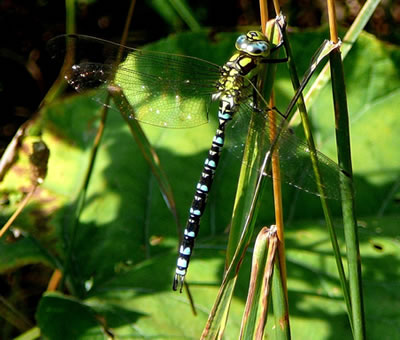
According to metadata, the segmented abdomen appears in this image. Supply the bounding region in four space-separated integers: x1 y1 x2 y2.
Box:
173 93 237 291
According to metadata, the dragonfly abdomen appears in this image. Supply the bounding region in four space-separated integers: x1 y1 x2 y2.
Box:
173 94 237 291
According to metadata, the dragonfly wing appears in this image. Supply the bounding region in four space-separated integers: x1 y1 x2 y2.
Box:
226 92 342 199
271 124 342 200
47 34 221 128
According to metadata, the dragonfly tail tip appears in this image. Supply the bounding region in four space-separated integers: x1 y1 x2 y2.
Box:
172 274 185 293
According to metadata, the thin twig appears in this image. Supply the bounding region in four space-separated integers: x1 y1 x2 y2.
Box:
0 185 37 238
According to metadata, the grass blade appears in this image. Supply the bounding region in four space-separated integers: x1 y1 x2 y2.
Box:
108 85 180 229
330 47 366 340
271 234 290 340
279 18 353 330
239 226 272 339
327 0 366 337
168 0 201 31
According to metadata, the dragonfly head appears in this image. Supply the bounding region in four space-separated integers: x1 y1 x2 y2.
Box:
235 31 271 57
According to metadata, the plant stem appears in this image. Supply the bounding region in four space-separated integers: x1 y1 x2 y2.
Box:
330 48 366 339
327 0 366 338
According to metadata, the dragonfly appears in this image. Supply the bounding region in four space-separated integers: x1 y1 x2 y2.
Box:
48 17 343 292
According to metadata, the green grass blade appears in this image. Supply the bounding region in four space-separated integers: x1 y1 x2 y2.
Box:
256 227 279 339
65 0 76 37
239 227 271 339
168 0 201 31
239 226 290 340
0 296 33 333
60 1 139 297
330 48 366 339
149 0 201 31
280 23 353 330
13 327 41 340
108 85 181 231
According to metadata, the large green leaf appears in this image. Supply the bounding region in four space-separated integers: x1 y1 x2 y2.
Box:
37 293 105 339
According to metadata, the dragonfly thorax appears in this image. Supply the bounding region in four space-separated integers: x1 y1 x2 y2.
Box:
213 31 271 105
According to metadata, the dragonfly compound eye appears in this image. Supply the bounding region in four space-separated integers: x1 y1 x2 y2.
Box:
235 31 271 57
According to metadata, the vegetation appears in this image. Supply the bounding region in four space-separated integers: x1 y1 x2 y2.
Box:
0 1 399 339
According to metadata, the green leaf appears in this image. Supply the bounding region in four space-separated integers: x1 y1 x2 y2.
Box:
0 235 58 272
37 293 105 339
277 215 400 339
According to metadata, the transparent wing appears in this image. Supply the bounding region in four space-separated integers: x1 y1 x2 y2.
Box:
268 123 342 199
47 34 221 128
226 86 343 200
